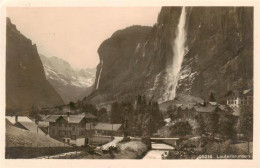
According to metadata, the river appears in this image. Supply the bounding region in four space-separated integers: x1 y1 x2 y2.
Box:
143 142 174 159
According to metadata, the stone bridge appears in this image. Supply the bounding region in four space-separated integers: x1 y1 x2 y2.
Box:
150 138 180 148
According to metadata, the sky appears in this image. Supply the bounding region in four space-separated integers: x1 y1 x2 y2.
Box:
7 7 161 69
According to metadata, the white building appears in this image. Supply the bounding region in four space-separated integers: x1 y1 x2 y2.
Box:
226 89 253 108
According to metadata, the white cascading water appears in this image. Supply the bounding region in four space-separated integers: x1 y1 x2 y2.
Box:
95 60 103 89
163 7 187 101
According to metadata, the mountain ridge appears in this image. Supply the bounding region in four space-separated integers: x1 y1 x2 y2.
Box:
39 54 96 103
6 18 64 114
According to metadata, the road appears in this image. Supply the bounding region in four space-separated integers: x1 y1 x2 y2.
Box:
37 151 84 159
100 136 123 150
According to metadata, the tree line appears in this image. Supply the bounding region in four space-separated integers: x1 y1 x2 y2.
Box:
110 95 165 137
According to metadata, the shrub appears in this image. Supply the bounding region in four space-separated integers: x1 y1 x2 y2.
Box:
203 140 248 156
169 121 192 137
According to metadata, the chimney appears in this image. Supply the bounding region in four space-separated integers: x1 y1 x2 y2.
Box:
15 115 18 123
67 112 70 122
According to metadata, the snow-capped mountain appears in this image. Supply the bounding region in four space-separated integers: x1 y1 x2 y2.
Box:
39 54 95 103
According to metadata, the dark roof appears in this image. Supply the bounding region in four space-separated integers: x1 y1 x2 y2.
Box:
86 123 122 131
43 115 86 124
44 115 61 122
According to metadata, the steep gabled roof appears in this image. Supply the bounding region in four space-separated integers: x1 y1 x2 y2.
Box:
44 115 61 122
43 114 87 124
85 113 97 119
243 89 253 96
16 122 45 135
62 116 86 124
77 112 97 119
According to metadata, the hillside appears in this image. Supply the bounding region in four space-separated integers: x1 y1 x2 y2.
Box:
6 18 64 114
6 123 66 147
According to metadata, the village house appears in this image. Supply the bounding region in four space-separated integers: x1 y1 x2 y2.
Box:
171 102 229 122
226 89 253 108
39 112 98 133
76 112 98 123
43 113 90 146
86 123 123 136
5 116 45 135
37 121 49 134
169 92 233 123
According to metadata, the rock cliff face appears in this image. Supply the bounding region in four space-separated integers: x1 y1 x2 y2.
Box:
176 7 253 102
89 7 253 104
89 25 153 103
39 54 95 103
6 18 64 114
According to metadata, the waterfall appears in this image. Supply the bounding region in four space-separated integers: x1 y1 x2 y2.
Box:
163 7 187 101
96 60 103 89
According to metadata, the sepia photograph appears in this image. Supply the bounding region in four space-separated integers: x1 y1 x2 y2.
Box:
0 0 259 167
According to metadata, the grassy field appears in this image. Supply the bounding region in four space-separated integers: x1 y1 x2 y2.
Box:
116 140 148 159
89 136 114 146
6 124 68 147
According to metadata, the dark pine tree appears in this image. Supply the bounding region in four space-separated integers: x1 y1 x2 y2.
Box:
209 92 216 102
238 105 253 154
